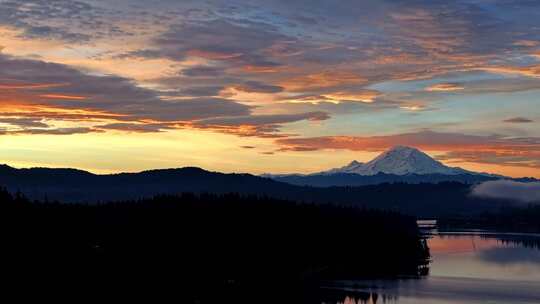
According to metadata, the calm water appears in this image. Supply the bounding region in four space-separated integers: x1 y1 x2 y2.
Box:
322 228 540 304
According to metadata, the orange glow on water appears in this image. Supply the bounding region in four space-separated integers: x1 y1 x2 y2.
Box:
428 236 500 254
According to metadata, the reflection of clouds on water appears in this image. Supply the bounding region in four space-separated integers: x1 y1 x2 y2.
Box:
429 234 540 281
380 233 540 302
322 233 540 303
318 284 401 304
325 276 540 304
428 235 499 254
318 290 395 304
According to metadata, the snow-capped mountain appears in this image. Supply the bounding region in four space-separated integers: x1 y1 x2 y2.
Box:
319 146 470 176
263 146 513 187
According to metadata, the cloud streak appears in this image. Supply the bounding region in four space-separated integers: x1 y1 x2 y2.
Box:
194 112 330 138
504 117 534 123
425 83 464 92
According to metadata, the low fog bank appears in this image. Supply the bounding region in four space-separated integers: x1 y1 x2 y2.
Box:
472 180 540 203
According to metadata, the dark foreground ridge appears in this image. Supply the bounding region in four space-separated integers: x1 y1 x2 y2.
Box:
1 188 429 302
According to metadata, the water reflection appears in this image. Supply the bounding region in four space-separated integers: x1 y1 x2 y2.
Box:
318 290 395 304
322 231 540 304
497 236 540 250
318 289 389 304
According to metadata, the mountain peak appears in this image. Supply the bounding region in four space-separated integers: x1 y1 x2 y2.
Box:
389 145 417 151
317 160 364 175
348 160 362 166
320 146 470 176
383 145 423 156
375 146 426 161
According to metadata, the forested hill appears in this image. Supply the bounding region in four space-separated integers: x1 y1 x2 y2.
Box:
1 189 429 301
0 165 297 202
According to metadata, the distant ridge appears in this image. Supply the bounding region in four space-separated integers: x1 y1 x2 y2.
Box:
0 162 534 216
0 165 295 202
269 172 499 187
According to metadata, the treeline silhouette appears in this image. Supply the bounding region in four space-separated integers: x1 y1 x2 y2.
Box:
439 205 540 233
1 188 429 302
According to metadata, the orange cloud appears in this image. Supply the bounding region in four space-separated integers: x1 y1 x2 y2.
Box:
321 90 380 103
192 112 330 138
425 83 464 92
241 65 283 73
513 40 540 47
0 80 69 90
0 103 125 121
281 71 366 92
0 82 69 90
39 94 87 100
480 65 540 78
186 49 244 60
399 104 427 111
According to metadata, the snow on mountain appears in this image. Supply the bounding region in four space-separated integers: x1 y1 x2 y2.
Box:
319 146 471 176
319 160 364 175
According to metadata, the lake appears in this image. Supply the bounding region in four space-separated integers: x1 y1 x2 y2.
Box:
320 226 540 304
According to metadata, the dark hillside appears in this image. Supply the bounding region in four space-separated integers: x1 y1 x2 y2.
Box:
0 165 516 217
1 189 429 302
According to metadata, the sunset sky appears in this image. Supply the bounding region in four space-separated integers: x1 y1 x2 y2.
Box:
1 0 540 177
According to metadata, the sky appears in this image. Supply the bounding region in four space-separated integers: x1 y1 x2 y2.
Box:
1 0 540 177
